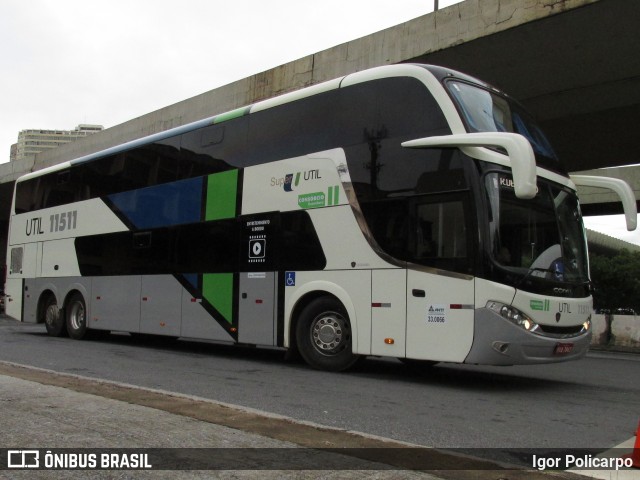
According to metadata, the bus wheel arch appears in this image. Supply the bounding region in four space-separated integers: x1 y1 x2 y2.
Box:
289 291 328 357
39 290 67 337
292 293 359 372
65 291 88 340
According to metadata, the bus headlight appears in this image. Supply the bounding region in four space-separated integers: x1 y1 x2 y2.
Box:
581 316 592 333
486 301 539 333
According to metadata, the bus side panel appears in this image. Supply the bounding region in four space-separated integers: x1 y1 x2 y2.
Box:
4 278 24 321
371 269 407 357
181 288 234 341
140 275 182 337
5 243 38 321
23 278 39 323
41 239 81 277
90 276 141 332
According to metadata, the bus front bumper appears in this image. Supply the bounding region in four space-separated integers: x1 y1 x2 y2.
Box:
464 307 592 366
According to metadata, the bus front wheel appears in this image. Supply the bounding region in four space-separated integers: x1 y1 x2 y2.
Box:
66 293 87 340
296 297 358 372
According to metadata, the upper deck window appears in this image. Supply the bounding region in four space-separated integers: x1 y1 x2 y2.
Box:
445 80 563 174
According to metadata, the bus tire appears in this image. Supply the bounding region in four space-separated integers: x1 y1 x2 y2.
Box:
296 296 359 372
66 293 87 340
43 295 67 337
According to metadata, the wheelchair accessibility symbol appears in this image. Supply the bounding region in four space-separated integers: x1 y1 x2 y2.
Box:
285 272 296 287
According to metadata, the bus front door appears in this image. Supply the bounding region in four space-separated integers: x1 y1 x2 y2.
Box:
406 270 474 362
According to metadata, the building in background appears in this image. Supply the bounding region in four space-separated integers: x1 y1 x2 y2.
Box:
12 124 103 163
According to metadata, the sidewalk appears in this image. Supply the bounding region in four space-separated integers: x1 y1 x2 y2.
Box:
0 368 441 480
0 362 608 480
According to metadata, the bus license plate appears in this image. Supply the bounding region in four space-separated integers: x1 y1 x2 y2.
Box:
554 343 574 355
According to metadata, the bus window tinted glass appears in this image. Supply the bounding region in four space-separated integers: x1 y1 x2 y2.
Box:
362 193 472 274
446 81 559 168
179 118 248 175
485 173 589 284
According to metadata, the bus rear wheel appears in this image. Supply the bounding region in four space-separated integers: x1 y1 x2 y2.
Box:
66 293 87 340
43 296 67 337
296 297 358 372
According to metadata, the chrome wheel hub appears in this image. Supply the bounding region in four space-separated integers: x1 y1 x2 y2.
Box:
69 302 85 330
311 312 348 355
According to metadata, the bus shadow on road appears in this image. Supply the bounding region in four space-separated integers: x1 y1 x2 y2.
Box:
12 319 582 392
348 356 574 392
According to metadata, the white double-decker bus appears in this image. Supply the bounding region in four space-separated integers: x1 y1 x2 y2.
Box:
5 64 637 371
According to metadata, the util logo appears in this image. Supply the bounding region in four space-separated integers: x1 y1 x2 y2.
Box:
282 170 322 192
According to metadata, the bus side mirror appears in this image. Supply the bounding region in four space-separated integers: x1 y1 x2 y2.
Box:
570 175 638 231
402 132 537 200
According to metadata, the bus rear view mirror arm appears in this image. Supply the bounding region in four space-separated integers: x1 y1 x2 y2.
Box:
402 132 537 200
570 175 638 231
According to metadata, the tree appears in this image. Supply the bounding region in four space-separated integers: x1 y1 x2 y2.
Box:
589 249 640 313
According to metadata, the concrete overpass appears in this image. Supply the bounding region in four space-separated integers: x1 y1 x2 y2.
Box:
2 0 639 252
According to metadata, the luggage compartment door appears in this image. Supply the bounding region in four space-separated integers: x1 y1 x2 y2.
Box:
238 272 276 346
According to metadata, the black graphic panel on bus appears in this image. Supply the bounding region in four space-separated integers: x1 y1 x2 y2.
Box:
74 211 326 277
241 213 278 272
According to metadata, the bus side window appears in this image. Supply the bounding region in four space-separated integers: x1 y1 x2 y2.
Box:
42 170 83 209
180 119 247 174
361 200 410 260
414 198 469 272
14 179 39 213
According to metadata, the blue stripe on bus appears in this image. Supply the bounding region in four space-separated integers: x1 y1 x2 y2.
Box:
108 177 203 229
182 273 199 290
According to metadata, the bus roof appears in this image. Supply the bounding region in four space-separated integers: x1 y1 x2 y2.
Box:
15 64 484 183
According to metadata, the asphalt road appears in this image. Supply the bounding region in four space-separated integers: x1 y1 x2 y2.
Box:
0 316 637 459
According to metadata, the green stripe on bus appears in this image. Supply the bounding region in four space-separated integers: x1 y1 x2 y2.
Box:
203 273 234 324
213 107 249 124
206 170 238 221
327 185 339 206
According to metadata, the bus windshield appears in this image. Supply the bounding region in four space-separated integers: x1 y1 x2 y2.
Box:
446 80 562 173
485 172 590 288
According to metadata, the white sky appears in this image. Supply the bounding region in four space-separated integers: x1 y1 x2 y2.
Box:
1 0 637 246
0 0 462 161
583 215 640 247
